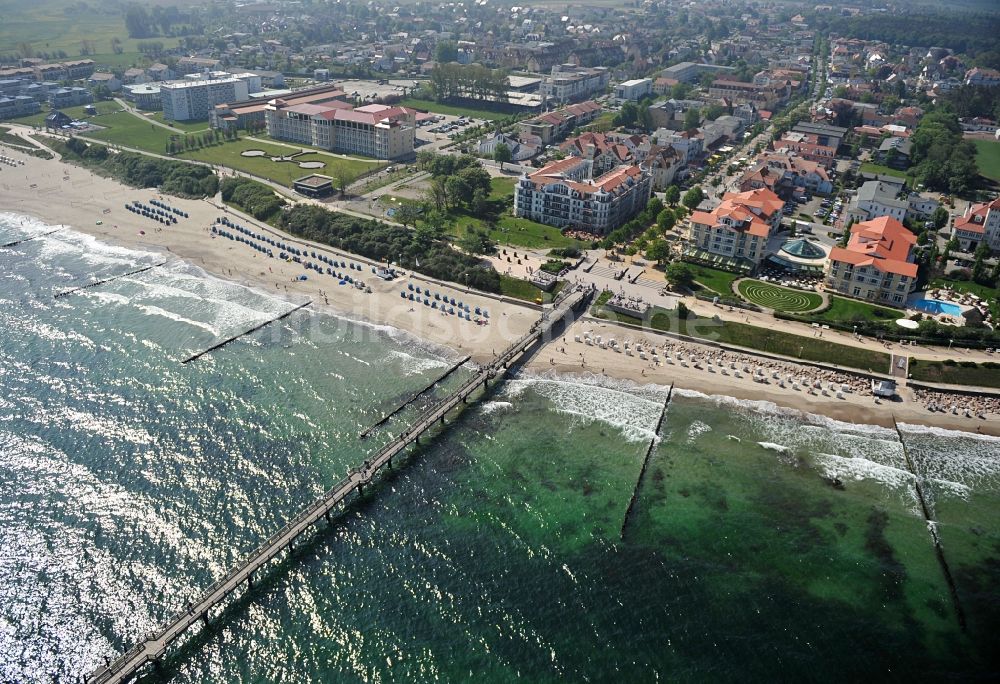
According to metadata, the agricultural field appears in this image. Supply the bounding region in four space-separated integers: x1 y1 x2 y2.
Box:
0 0 182 59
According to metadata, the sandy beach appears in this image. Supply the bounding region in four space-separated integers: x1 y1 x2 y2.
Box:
1 142 996 435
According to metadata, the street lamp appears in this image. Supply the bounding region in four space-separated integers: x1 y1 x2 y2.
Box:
949 338 954 350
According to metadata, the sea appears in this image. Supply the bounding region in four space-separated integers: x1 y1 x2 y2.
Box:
1 212 999 683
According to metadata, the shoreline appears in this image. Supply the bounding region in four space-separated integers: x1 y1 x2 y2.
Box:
1 145 995 436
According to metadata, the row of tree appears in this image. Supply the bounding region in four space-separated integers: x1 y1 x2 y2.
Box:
279 204 501 292
909 108 980 196
220 177 286 220
429 62 510 103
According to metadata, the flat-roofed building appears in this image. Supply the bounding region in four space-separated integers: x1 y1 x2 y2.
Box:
293 174 334 198
161 77 250 121
825 216 917 305
123 83 161 110
614 78 652 102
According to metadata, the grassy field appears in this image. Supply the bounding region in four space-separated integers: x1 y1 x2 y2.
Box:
593 301 892 373
179 138 382 188
83 111 177 152
146 112 210 133
909 359 1000 388
499 275 548 302
6 100 121 129
687 264 740 297
810 295 901 323
0 0 182 57
860 162 910 180
972 138 1000 183
400 98 506 121
736 280 824 313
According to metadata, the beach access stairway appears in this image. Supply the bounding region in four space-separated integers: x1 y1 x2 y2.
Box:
86 287 589 684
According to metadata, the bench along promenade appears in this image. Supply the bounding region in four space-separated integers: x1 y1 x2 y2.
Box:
86 287 590 684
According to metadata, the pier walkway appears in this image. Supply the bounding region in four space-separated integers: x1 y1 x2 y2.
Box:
86 287 589 684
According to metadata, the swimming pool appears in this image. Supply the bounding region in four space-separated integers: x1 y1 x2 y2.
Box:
912 298 963 316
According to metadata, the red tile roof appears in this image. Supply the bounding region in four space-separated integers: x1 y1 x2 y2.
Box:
828 216 917 277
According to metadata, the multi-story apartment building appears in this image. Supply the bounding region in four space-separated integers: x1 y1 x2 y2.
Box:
614 78 652 102
652 128 703 165
845 178 939 225
33 59 95 82
687 188 784 268
513 157 652 235
517 100 601 144
708 79 791 108
738 152 833 196
539 65 609 104
825 216 917 306
160 77 250 121
48 87 92 109
265 100 415 159
953 198 1000 252
0 95 40 120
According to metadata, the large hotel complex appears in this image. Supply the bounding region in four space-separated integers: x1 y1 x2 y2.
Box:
513 157 652 235
264 99 416 160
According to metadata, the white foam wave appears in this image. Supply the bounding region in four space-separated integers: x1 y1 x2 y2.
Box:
758 441 791 454
387 349 451 375
502 373 664 443
136 304 220 336
480 400 513 415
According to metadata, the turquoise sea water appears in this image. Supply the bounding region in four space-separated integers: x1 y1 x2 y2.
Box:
1 213 999 682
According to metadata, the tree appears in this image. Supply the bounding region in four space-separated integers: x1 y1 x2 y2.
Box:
645 239 670 266
124 3 154 38
493 142 512 170
932 206 950 230
435 41 458 64
666 262 694 289
972 242 990 283
657 209 676 232
459 228 496 255
681 186 704 210
683 107 701 131
333 167 353 198
614 101 639 128
664 185 680 206
394 204 421 228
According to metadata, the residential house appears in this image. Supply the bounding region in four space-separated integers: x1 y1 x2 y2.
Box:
48 87 92 108
824 216 917 306
87 72 121 93
639 145 684 190
517 100 601 144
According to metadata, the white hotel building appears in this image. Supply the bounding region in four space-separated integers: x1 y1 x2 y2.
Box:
160 73 261 121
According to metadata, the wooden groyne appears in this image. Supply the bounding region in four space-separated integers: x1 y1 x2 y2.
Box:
359 355 471 439
54 263 166 299
181 300 312 364
86 288 589 684
620 384 673 540
2 228 62 248
892 417 967 632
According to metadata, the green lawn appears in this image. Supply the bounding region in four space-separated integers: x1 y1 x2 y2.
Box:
860 162 910 180
972 138 1000 183
179 138 383 188
499 274 548 302
810 295 901 323
400 98 505 121
146 112 210 133
737 279 824 313
489 176 516 200
6 100 120 128
687 264 741 297
83 111 177 153
908 359 1000 389
593 303 891 373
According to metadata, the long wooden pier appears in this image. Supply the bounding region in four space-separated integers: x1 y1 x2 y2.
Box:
54 263 167 299
86 287 588 684
620 385 673 540
181 300 313 364
359 355 471 439
1 228 61 248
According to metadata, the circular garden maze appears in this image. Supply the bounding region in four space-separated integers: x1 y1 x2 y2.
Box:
737 279 823 313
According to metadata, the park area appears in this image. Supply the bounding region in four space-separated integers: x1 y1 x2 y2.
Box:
736 279 823 313
973 139 1000 184
178 139 383 189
